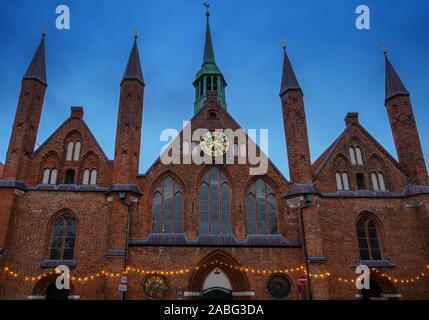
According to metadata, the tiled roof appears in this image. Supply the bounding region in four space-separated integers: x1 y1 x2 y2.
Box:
385 54 409 101
24 36 47 85
279 48 301 96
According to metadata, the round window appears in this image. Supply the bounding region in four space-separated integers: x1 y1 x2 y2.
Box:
142 275 169 299
267 275 291 299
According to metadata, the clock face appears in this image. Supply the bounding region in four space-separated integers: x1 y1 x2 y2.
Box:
200 131 230 157
143 275 169 299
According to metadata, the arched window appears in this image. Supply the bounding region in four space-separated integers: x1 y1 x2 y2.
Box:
42 168 58 185
371 172 386 191
199 167 231 235
49 213 76 260
247 179 278 234
82 169 90 185
66 142 74 161
152 176 184 233
357 215 383 261
356 173 366 190
349 147 364 166
82 169 97 185
336 172 350 191
73 141 81 161
65 169 75 184
65 141 82 162
90 169 97 185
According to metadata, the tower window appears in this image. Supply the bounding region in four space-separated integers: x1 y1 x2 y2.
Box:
356 173 366 190
207 76 212 91
208 111 218 119
213 76 218 91
65 169 75 184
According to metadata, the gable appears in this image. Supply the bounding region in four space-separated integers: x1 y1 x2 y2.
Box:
26 110 112 186
140 98 288 184
312 122 408 192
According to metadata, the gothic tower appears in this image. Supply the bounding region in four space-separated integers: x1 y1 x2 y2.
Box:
193 6 227 113
384 51 429 185
3 34 47 181
279 46 312 184
112 35 145 183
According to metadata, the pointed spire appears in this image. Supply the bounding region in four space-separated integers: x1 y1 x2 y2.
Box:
384 49 409 101
122 33 144 85
280 44 301 96
202 3 216 66
24 33 47 85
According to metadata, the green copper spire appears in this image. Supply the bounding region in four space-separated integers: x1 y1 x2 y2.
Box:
193 3 227 114
203 9 216 66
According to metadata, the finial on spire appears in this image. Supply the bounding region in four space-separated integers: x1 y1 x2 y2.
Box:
133 28 140 39
281 41 287 52
42 27 48 37
381 44 387 55
203 2 210 17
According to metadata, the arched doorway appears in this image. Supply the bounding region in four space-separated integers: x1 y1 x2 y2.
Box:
32 274 73 300
202 268 233 300
188 250 250 300
46 281 70 300
360 274 398 300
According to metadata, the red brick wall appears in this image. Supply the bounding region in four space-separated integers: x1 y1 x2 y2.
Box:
386 95 429 185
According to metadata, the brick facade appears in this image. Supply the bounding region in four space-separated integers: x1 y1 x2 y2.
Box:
0 33 428 301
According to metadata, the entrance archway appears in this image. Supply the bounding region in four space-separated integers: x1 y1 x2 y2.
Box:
202 267 233 300
360 274 398 300
188 250 250 300
46 281 70 300
32 274 73 300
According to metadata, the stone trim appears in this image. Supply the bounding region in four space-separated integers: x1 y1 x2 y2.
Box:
40 259 77 268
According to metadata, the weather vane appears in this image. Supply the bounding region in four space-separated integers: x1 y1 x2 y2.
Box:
42 27 48 37
381 44 387 55
203 2 210 16
133 28 140 39
281 41 287 51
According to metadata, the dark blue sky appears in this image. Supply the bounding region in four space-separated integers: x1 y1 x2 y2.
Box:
1 0 428 179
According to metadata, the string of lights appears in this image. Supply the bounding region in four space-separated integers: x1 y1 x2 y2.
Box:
3 264 429 286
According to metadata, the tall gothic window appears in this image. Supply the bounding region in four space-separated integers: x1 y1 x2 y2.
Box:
152 176 184 233
49 213 76 260
199 167 231 235
247 179 278 234
357 215 383 260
